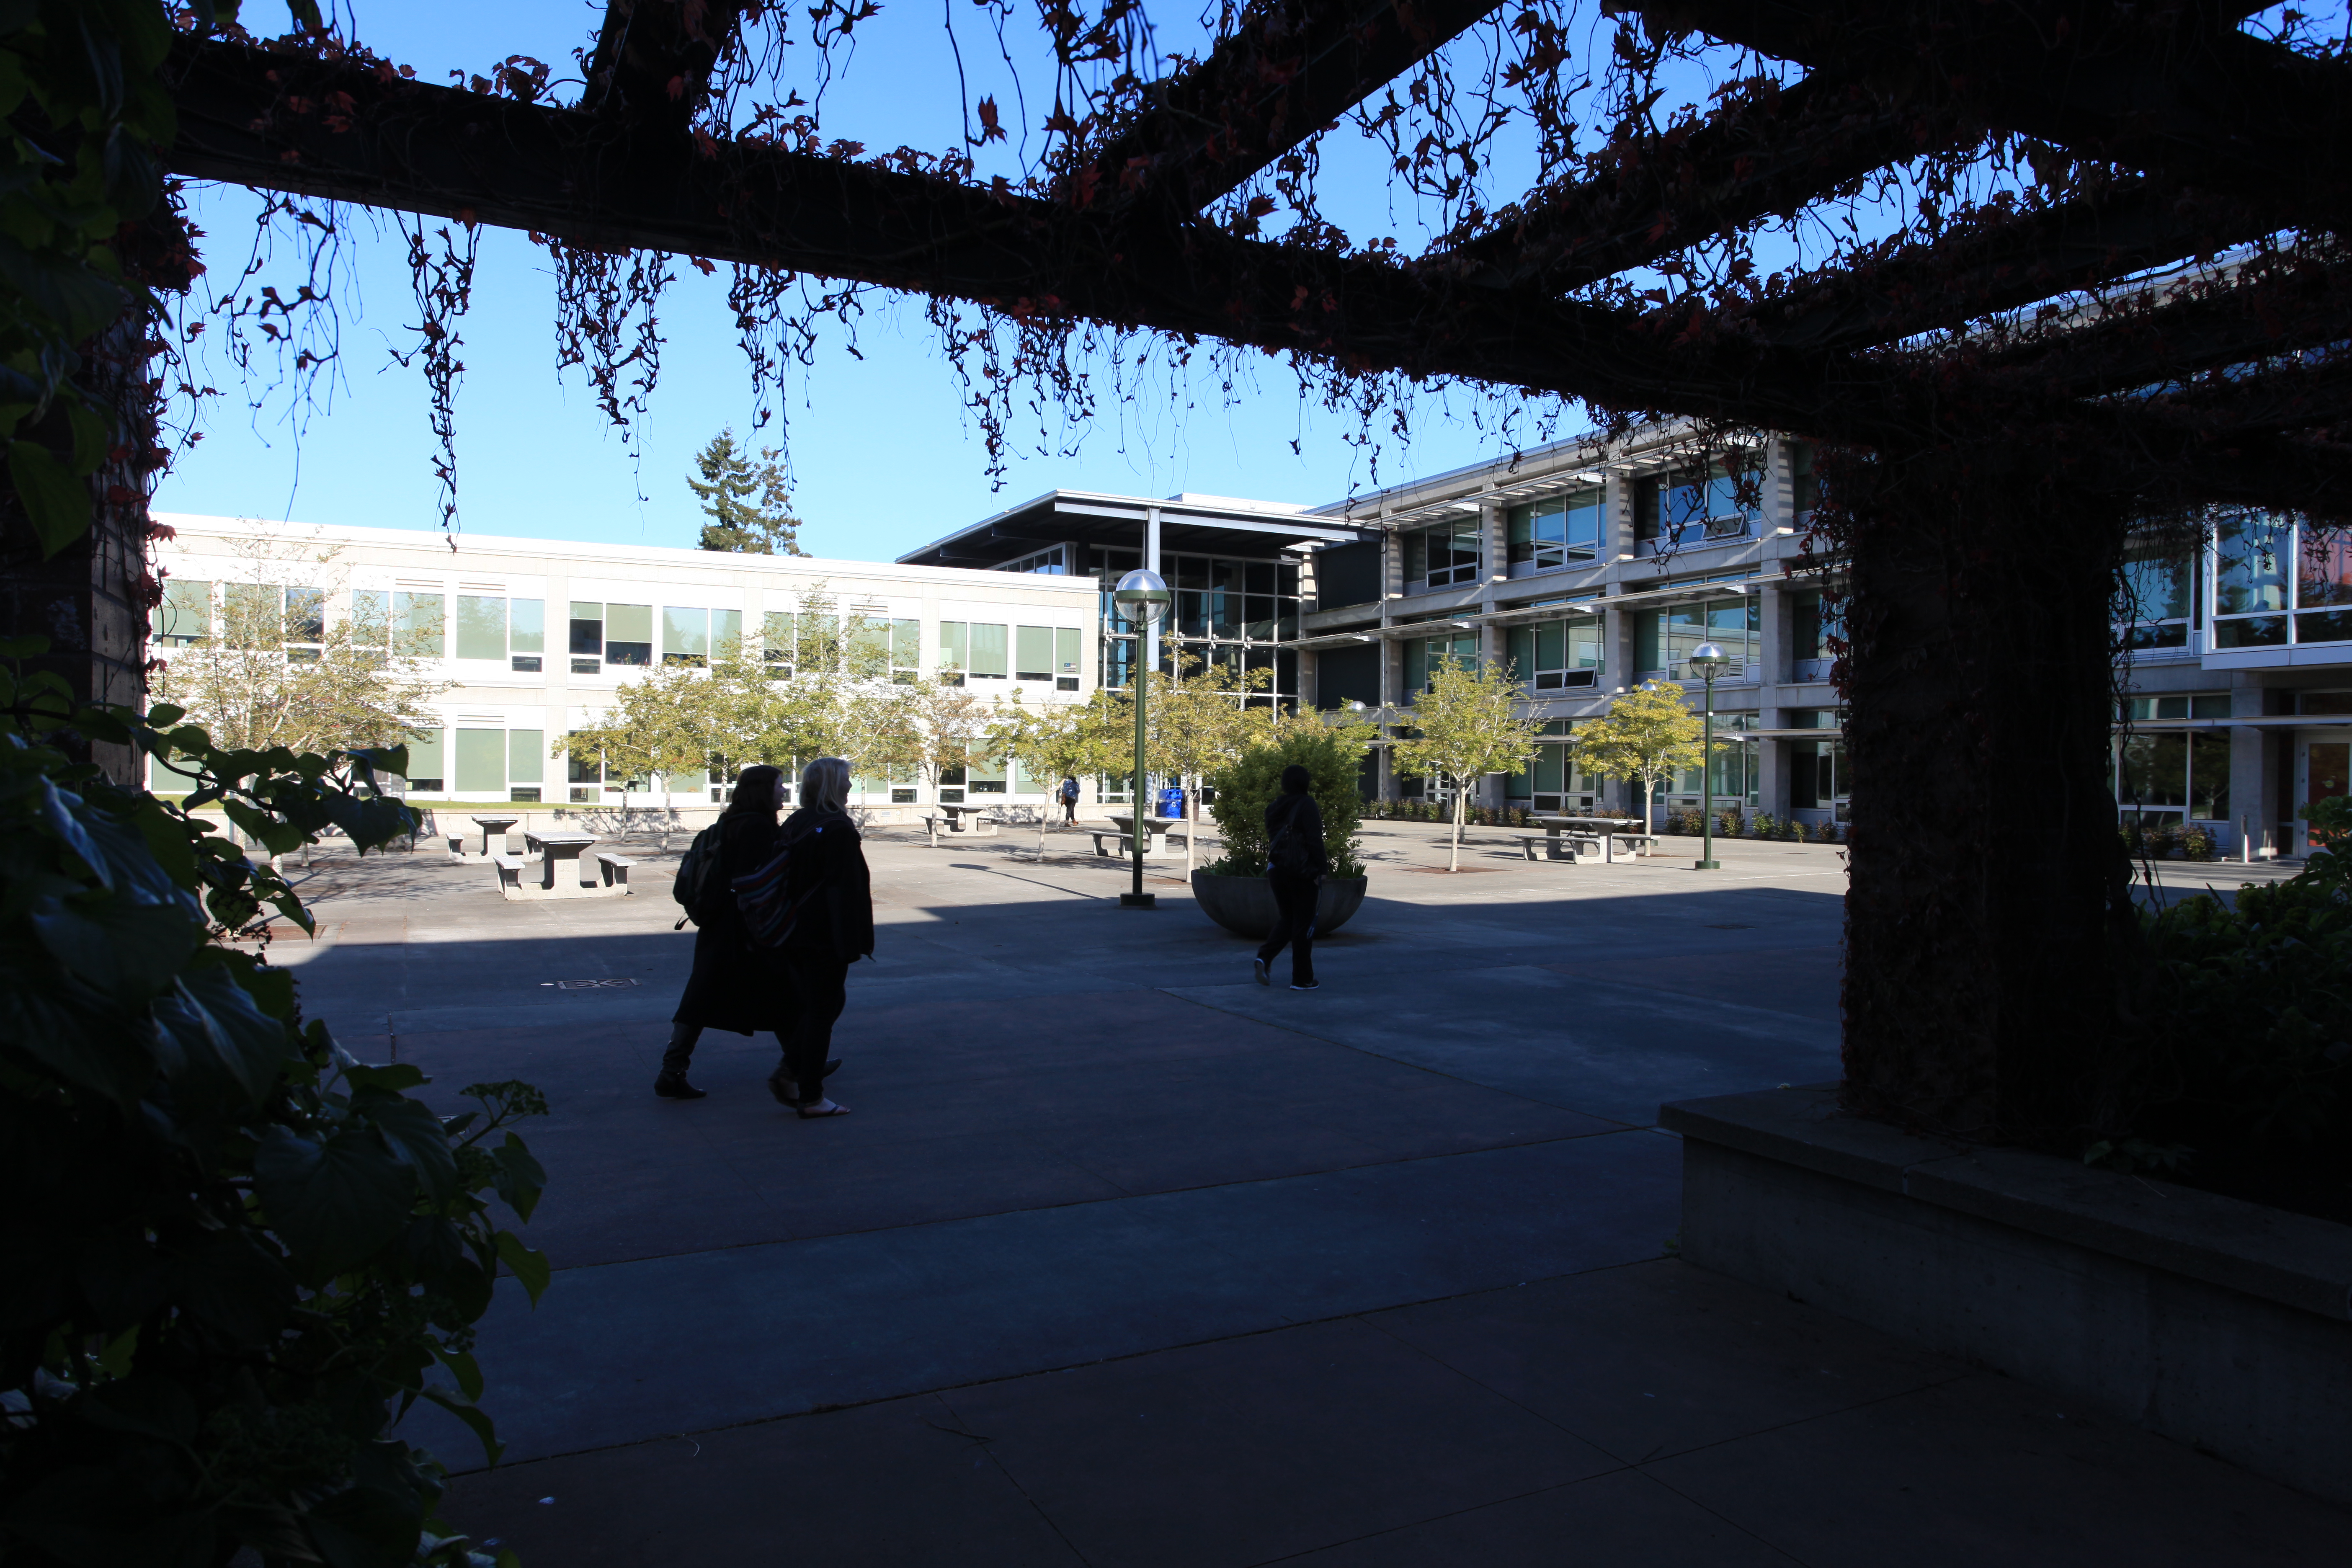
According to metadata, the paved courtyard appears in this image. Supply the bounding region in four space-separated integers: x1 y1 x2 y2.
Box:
263 816 2344 1565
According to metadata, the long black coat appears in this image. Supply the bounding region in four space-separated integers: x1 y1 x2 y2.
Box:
775 806 875 959
671 810 790 1035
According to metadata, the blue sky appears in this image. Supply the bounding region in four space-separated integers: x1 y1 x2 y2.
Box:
157 2 1584 561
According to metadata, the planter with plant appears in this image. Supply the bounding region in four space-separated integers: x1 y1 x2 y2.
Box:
1195 724 1372 939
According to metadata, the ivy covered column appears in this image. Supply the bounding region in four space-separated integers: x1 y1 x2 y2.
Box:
1832 439 2138 1145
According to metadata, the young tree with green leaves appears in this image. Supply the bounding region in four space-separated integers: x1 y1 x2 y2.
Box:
153 533 449 769
562 660 716 827
1573 679 1710 837
1390 655 1547 872
688 427 806 555
909 667 996 802
1150 653 1274 874
986 689 1126 850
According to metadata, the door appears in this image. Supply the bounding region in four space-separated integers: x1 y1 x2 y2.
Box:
2298 735 2350 853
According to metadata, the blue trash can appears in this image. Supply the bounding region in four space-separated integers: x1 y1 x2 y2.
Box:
1156 785 1186 820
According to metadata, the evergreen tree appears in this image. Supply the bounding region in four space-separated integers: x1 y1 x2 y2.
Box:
689 428 807 555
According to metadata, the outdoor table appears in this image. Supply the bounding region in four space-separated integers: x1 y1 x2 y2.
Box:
522 830 599 894
468 815 521 858
936 803 1001 835
1106 814 1185 855
1530 815 1646 863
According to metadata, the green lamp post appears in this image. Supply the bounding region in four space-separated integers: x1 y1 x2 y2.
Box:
1688 640 1730 870
1113 568 1170 908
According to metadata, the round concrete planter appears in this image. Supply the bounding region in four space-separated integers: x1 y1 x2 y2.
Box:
1189 870 1367 939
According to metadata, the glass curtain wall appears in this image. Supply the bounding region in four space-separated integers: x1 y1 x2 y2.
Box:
1633 597 1759 679
1507 488 1603 575
1087 546 1301 707
1634 452 1764 554
2210 512 2352 649
1505 615 1604 689
2115 694 2233 824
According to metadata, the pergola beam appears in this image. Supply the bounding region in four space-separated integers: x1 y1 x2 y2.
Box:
1642 0 2352 210
578 0 758 130
1440 70 1971 289
1087 0 1502 213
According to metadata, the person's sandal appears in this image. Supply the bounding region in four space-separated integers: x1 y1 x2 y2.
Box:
796 1098 851 1119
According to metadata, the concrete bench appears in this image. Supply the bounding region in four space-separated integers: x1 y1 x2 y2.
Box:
1513 831 1601 862
1612 833 1663 856
594 851 637 889
918 813 949 848
489 852 525 891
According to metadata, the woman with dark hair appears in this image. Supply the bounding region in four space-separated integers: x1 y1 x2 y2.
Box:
1254 762 1326 992
769 756 872 1117
655 763 828 1100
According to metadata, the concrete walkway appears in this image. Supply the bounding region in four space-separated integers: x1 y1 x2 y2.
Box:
264 820 2345 1565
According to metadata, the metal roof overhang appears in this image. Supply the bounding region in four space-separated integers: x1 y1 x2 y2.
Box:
895 491 1378 569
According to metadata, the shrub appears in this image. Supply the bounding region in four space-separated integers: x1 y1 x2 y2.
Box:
2122 841 2352 1216
0 646 546 1568
1716 805 1744 839
1751 812 1780 840
1663 807 1703 836
1811 818 1841 843
1205 726 1369 878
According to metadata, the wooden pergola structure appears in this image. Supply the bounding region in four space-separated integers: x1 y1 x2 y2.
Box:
144 1 2352 1141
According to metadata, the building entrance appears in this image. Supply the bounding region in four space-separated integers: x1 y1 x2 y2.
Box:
2296 733 2351 854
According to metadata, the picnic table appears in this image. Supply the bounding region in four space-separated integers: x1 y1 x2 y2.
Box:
936 803 1001 835
1523 815 1654 864
1099 814 1186 859
467 815 520 858
522 830 600 894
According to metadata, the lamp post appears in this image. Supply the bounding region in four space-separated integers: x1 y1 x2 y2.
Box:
1112 568 1170 908
1688 641 1730 871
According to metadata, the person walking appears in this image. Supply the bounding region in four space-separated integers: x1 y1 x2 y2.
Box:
1058 774 1080 824
1254 764 1326 992
767 756 873 1117
657 763 822 1099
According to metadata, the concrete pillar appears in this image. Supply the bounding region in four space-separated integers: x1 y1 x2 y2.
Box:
2231 672 2283 857
1376 521 1400 801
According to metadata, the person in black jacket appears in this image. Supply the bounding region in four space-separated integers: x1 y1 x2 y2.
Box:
769 756 874 1117
658 763 805 1100
1255 764 1326 992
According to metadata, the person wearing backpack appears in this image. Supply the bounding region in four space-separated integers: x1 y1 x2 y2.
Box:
657 763 825 1100
1058 775 1079 824
764 756 873 1117
1254 763 1326 992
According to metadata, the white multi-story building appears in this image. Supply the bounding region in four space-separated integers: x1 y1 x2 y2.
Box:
148 516 1100 812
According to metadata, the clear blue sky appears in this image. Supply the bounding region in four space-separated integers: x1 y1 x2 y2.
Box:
156 2 1587 560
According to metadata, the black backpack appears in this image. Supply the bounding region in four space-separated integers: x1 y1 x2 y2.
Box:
1267 800 1323 877
671 825 720 929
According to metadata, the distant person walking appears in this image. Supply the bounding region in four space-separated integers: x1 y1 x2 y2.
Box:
658 763 802 1100
1059 775 1080 823
764 756 873 1117
1254 764 1326 992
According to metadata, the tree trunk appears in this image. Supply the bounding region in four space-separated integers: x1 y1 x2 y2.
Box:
1834 439 2136 1147
1184 775 1197 876
1449 782 1465 872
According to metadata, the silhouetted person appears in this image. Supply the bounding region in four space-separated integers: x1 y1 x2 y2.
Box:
659 763 803 1099
769 756 873 1117
1255 764 1326 992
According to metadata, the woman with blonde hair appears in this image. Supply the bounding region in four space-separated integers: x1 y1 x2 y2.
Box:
767 756 873 1117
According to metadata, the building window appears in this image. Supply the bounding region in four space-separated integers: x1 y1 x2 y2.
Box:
2119 539 2196 649
1507 488 1602 573
604 603 654 666
457 595 509 660
2213 513 2290 648
1403 632 1478 698
400 728 445 794
851 616 918 682
567 737 602 803
1003 545 1067 574
1788 589 1844 680
570 601 604 674
1635 455 1761 554
1635 597 1758 679
966 622 1008 679
1406 521 1482 588
1055 626 1082 690
1505 617 1604 690
394 590 446 657
663 606 711 666
2117 731 2231 823
154 578 213 646
1015 625 1058 681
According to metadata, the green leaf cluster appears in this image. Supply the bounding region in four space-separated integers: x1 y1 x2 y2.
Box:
2120 856 2352 1210
1204 717 1372 880
0 1 180 556
0 639 544 1568
687 428 805 556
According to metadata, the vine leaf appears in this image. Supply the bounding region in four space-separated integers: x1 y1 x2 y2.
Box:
7 439 90 558
254 1126 415 1280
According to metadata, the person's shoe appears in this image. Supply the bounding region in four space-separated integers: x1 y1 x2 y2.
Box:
1253 957 1270 987
766 1070 800 1106
1289 980 1320 991
654 1070 707 1099
796 1097 851 1119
